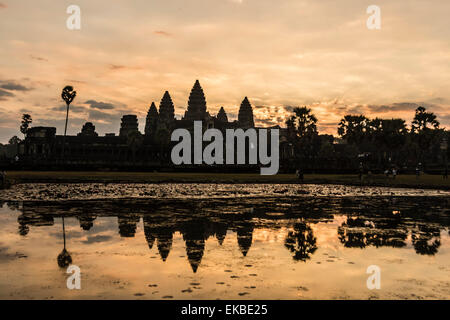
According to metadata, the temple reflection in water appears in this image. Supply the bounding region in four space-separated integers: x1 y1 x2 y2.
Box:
7 196 449 272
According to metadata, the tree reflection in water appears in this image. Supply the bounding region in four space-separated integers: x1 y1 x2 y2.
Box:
411 225 441 255
57 217 72 268
284 222 317 261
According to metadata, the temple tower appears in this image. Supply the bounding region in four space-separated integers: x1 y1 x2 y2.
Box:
159 91 175 122
217 107 228 123
119 115 139 137
145 102 159 136
183 80 208 121
78 122 98 137
238 97 255 128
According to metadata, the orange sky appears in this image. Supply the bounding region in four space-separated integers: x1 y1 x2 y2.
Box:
0 0 449 142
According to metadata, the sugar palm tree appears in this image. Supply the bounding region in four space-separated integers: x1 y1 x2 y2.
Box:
61 86 77 157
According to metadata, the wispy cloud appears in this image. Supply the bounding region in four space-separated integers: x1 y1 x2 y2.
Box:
0 81 32 91
0 89 15 101
51 105 87 113
153 30 173 37
30 55 48 62
84 100 117 110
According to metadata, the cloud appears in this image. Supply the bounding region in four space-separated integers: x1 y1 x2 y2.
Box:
88 109 118 121
109 64 128 70
256 118 277 126
0 108 16 125
282 106 295 113
51 104 87 113
0 81 32 91
109 64 126 70
367 103 422 113
0 89 14 100
107 64 143 72
65 79 86 84
153 30 173 37
84 100 116 110
30 55 48 62
81 235 113 244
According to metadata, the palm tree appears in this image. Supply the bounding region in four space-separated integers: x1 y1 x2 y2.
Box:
338 114 369 146
287 106 318 138
61 86 77 157
286 107 319 166
20 114 32 139
411 106 439 132
411 106 441 169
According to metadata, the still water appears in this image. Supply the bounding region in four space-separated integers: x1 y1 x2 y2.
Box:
0 184 449 299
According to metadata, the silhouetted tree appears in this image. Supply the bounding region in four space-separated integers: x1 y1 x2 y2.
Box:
411 106 439 132
61 86 77 156
338 115 369 146
8 136 21 145
410 107 442 169
286 107 320 164
20 114 32 138
287 107 318 137
369 118 408 164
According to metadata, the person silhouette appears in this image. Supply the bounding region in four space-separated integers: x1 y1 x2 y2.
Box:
296 168 304 183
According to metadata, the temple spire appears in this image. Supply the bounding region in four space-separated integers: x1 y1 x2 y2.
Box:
183 80 208 121
238 97 255 128
217 106 228 123
145 102 159 136
159 91 175 122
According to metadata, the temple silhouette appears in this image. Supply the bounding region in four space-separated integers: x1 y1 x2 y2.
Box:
18 80 292 170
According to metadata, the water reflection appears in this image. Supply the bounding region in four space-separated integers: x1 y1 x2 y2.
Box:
8 196 450 273
57 217 72 268
411 225 441 256
285 222 317 261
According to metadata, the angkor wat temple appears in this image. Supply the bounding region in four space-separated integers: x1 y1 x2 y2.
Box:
19 80 292 171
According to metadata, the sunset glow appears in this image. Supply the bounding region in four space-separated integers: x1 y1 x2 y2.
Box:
0 0 449 143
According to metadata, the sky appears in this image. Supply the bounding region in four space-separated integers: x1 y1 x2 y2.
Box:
0 0 449 143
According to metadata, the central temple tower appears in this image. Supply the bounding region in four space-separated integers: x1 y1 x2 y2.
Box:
183 80 209 121
238 97 255 128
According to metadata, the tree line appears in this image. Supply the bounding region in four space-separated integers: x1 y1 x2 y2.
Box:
2 102 449 174
286 106 449 173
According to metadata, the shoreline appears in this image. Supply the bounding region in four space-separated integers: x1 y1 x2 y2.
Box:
2 171 449 191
